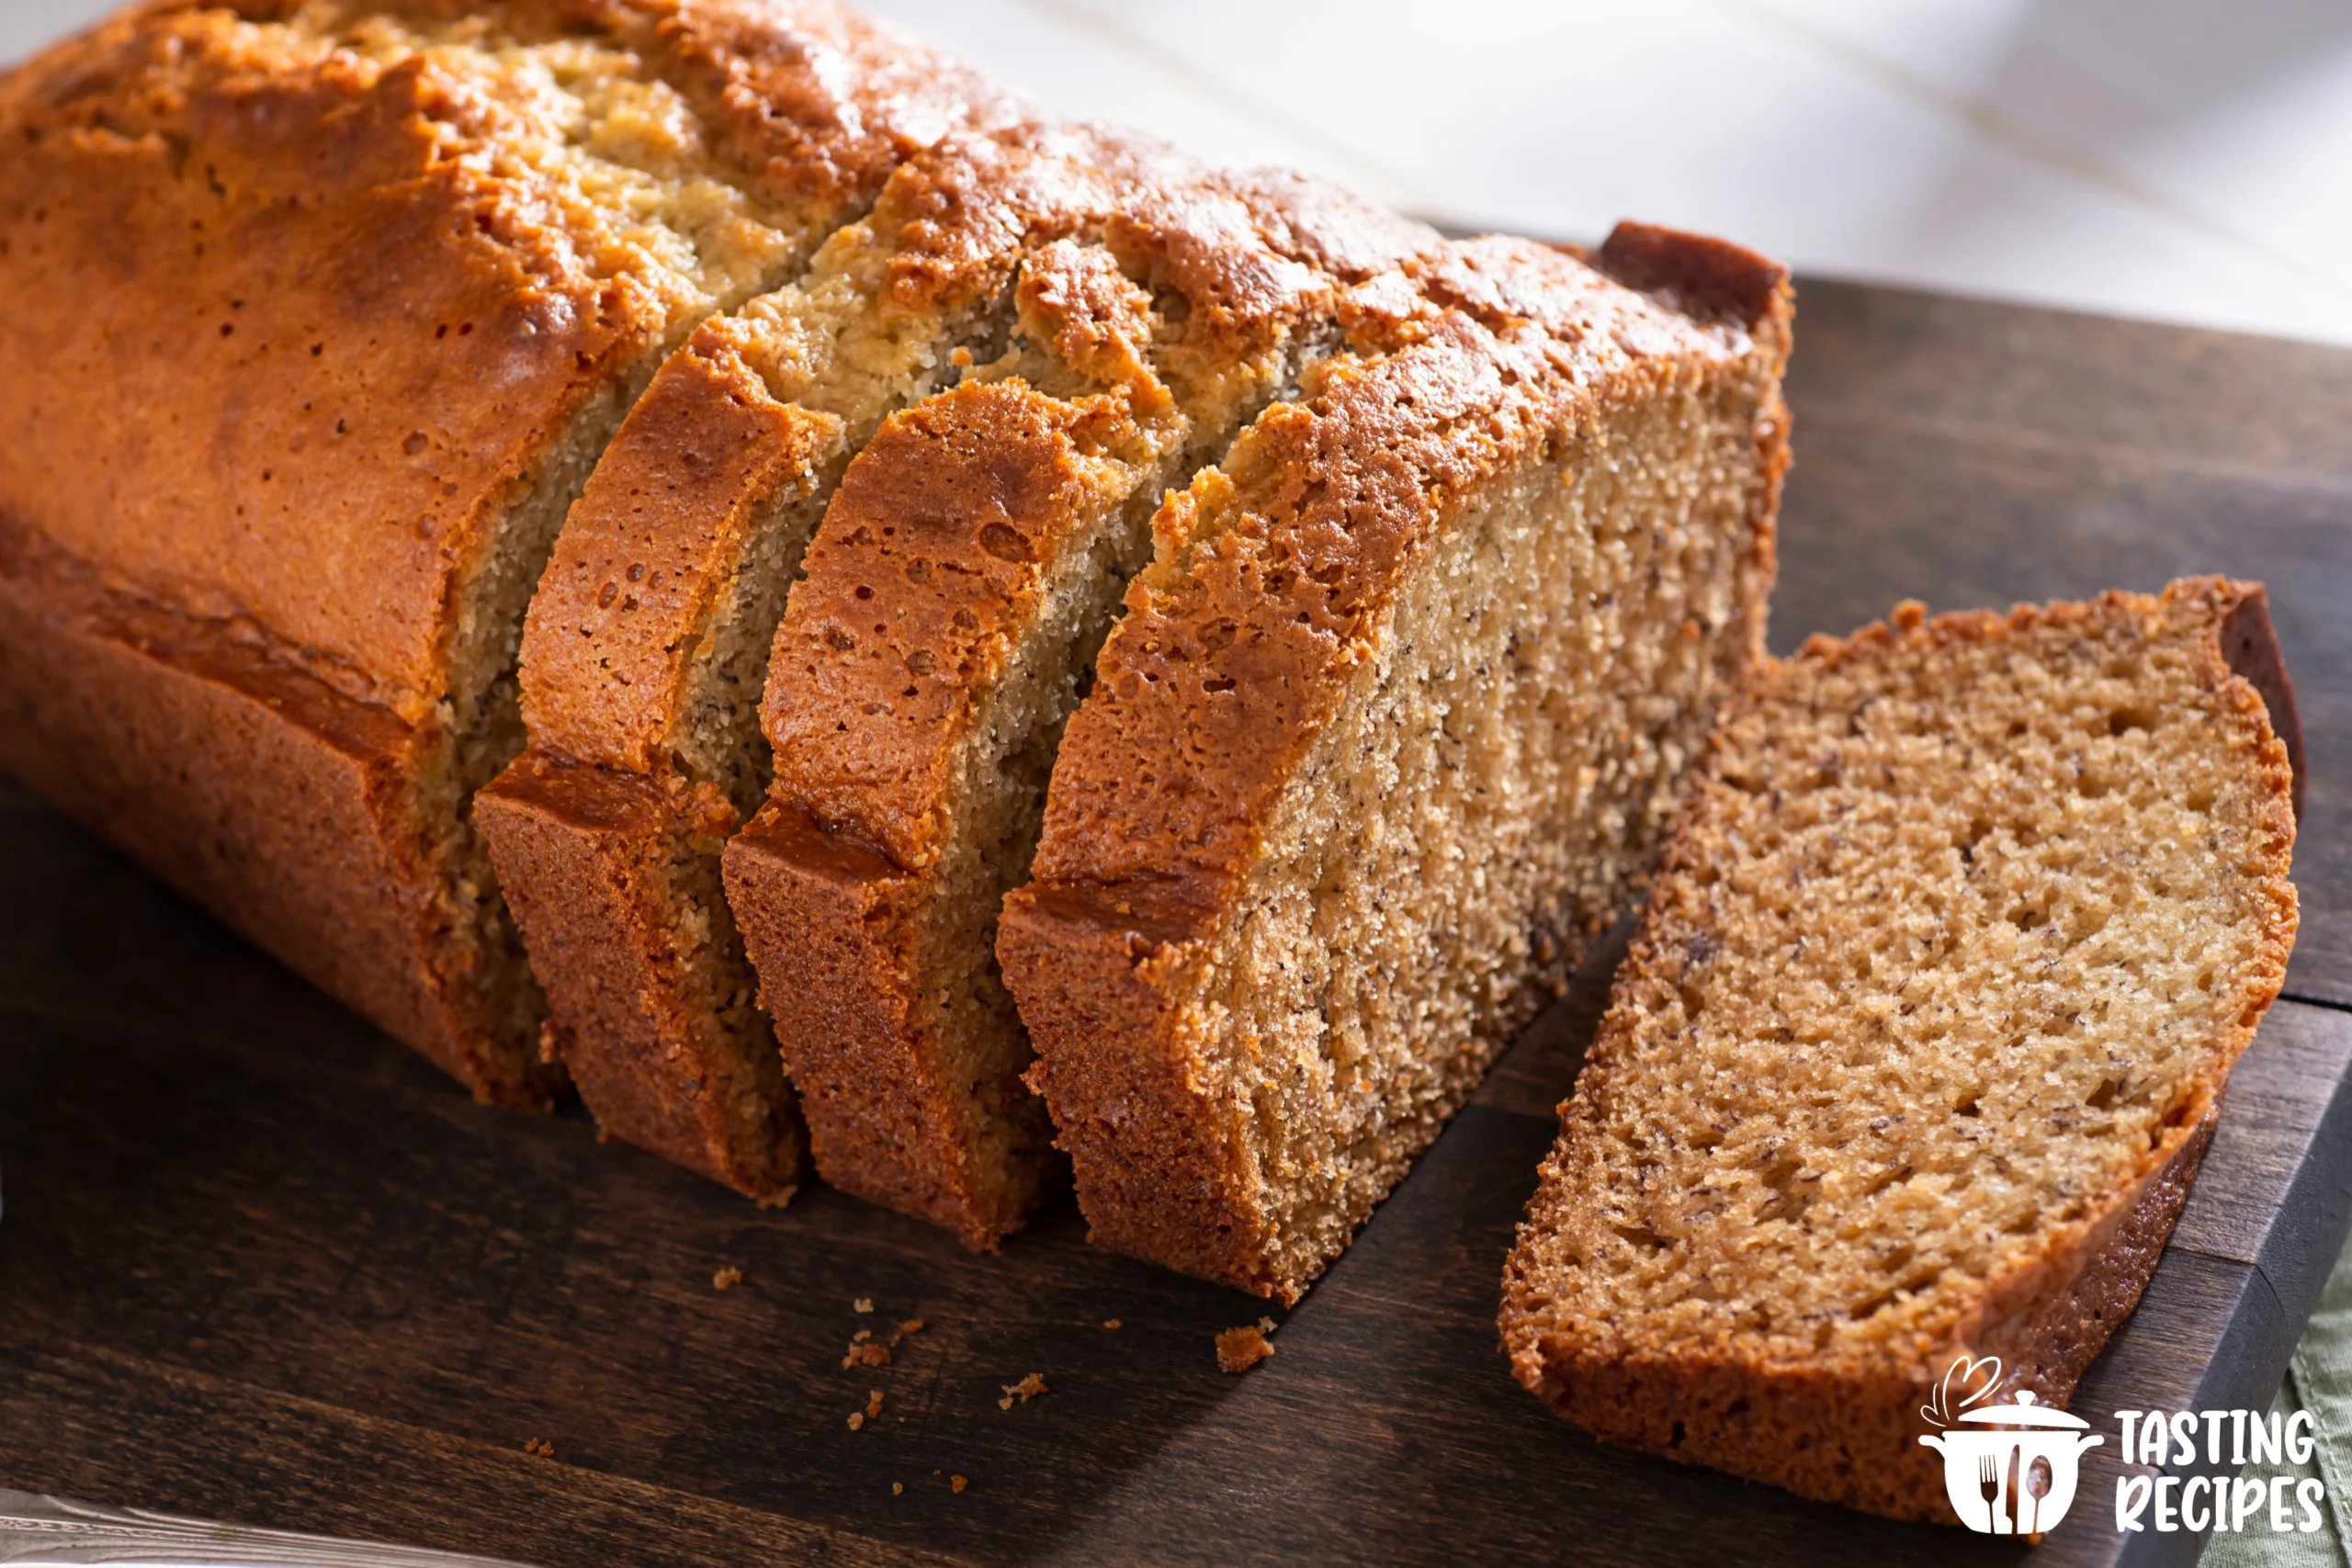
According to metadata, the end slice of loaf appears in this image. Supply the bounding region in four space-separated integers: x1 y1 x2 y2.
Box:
0 0 1012 1109
722 172 1439 1244
997 226 1794 1300
1498 579 2302 1519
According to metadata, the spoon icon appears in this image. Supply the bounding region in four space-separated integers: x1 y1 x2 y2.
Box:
2027 1455 2053 1537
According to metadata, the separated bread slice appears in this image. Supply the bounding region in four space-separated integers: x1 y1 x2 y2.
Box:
1498 579 2302 1519
479 121 1416 1206
724 175 1439 1243
996 226 1794 1299
0 0 1011 1108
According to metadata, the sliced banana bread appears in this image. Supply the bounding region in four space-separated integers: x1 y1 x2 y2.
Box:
724 174 1439 1244
1498 580 2302 1519
997 226 1795 1300
480 115 1426 1207
0 0 1010 1108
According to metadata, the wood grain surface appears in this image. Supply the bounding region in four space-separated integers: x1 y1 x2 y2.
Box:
2 278 2348 1567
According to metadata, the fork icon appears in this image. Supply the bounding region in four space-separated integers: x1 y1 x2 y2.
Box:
1979 1453 2004 1532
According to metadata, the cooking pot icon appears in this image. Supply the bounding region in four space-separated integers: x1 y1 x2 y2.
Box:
1918 1392 2104 1534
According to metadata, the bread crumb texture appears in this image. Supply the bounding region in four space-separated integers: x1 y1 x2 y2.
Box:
1216 1325 1276 1373
998 1372 1049 1409
1501 580 2299 1517
710 1266 741 1292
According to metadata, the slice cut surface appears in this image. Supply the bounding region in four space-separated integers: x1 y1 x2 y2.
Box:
1498 579 2302 1519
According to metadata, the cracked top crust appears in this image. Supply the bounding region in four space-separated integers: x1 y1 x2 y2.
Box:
0 0 1015 720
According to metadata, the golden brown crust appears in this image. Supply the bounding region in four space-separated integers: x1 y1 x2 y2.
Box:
2 0 1015 709
726 804 1046 1239
763 381 1151 861
993 885 1272 1281
0 516 560 1107
2216 584 2306 822
1593 220 1794 333
1001 227 1794 1297
1 7 629 716
0 0 1009 1100
475 753 801 1198
518 335 842 774
1498 578 2301 1519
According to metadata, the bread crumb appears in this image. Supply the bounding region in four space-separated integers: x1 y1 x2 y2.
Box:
998 1371 1048 1410
522 1438 555 1458
854 1297 875 1314
711 1267 742 1292
892 1483 904 1496
852 1328 872 1342
1257 1316 1277 1334
842 1338 892 1370
1102 1318 1123 1331
846 1411 865 1431
952 1474 968 1494
1216 1325 1275 1372
899 1318 925 1335
865 1390 884 1419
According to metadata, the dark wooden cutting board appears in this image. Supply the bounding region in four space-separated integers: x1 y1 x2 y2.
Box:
3 278 2349 1567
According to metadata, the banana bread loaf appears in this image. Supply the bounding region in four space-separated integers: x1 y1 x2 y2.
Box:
1498 580 2302 1518
998 225 1795 1301
0 0 1012 1108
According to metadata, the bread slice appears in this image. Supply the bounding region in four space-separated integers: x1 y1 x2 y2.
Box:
723 172 1439 1242
0 1 1010 1108
995 227 1794 1300
1498 580 2302 1519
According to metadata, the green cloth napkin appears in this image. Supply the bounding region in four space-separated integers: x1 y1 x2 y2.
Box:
2202 1230 2352 1567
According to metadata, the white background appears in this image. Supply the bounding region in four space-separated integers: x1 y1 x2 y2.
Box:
8 0 2351 346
